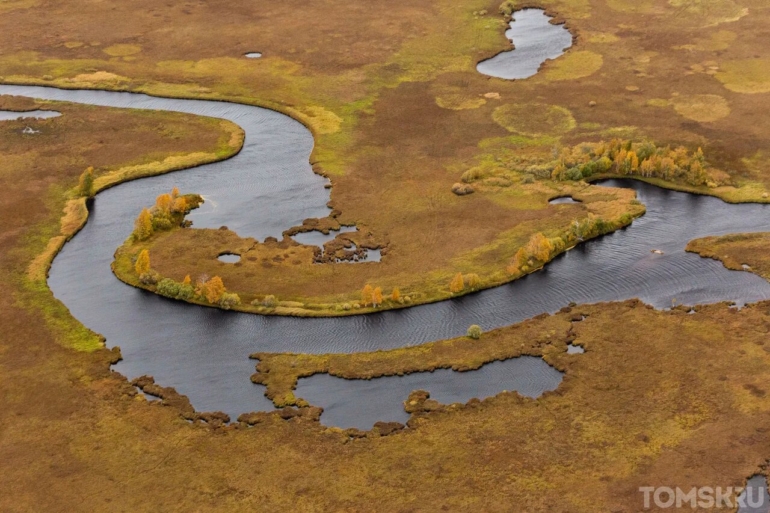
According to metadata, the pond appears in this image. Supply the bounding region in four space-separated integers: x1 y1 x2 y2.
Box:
295 356 563 429
476 9 573 80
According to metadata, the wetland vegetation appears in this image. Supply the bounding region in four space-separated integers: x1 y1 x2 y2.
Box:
4 0 770 510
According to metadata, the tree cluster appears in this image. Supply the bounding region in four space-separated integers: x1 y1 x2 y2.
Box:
360 285 405 307
149 269 241 309
449 272 482 295
131 187 202 241
506 215 622 276
550 139 727 187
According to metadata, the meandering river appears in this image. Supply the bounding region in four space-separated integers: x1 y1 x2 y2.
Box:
2 84 770 428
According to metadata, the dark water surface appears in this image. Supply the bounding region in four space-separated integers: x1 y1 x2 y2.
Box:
2 85 770 425
476 9 573 80
0 109 61 120
296 356 563 429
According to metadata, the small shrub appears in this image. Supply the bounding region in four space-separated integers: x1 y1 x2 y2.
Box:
151 215 172 231
139 271 160 285
219 292 241 310
467 325 483 339
177 283 194 301
464 273 481 290
461 167 484 183
156 278 180 298
521 174 535 184
451 183 475 196
262 294 277 308
342 303 351 311
499 0 516 15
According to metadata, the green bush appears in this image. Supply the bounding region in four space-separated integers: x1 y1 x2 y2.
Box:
467 324 483 340
177 284 194 300
151 215 173 231
499 0 516 15
219 293 241 310
461 167 484 183
564 167 583 181
156 278 181 298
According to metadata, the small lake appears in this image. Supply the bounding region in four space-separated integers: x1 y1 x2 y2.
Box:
477 9 573 80
295 356 563 429
217 253 241 263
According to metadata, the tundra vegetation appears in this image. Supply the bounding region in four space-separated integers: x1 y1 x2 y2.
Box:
4 0 770 510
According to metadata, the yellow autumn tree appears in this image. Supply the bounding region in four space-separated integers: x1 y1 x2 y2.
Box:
390 287 401 302
526 233 553 262
449 273 465 294
135 249 150 275
78 166 94 197
507 248 528 275
171 196 188 213
155 193 173 214
171 186 180 199
204 276 226 304
372 287 383 307
133 208 154 241
361 284 374 307
182 275 191 286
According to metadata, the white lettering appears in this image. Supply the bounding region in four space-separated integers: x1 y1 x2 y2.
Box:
655 487 675 508
697 487 714 508
639 486 655 509
676 487 697 508
715 487 733 508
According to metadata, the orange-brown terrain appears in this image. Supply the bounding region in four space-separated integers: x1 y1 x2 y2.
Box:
3 0 770 510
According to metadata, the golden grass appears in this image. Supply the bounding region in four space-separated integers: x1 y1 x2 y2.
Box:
542 50 603 81
492 103 576 136
716 58 770 94
670 94 730 122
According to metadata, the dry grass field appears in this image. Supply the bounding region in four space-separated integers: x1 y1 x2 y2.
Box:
3 0 770 510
